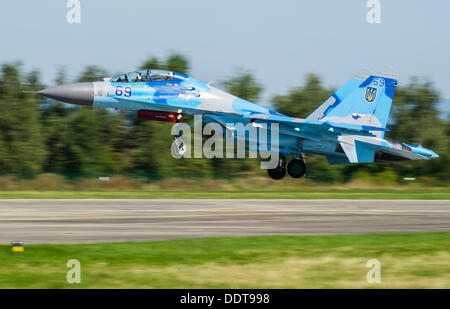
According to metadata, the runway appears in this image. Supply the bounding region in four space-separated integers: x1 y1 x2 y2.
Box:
0 199 448 244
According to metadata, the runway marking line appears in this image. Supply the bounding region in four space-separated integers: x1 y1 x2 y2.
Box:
0 210 418 222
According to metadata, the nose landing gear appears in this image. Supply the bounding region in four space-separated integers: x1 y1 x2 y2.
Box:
171 131 186 158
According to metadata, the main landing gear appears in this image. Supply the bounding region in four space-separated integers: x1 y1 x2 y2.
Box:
267 157 286 180
171 135 186 158
171 128 186 158
287 158 306 178
268 155 307 180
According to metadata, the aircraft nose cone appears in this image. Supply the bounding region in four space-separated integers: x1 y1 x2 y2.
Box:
38 82 94 106
430 150 439 159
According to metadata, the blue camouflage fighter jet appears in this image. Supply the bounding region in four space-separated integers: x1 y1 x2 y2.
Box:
38 69 439 180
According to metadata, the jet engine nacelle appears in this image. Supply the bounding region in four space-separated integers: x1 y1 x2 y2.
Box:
137 110 183 123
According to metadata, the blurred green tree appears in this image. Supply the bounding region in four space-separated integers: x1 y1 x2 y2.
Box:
141 54 189 74
40 65 127 176
273 74 333 118
54 66 68 85
387 79 449 181
77 66 108 83
222 71 263 103
0 63 44 174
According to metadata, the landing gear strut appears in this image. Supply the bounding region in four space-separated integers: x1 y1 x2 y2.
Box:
171 127 186 158
267 156 286 180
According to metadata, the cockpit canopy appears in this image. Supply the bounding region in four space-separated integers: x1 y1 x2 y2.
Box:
111 69 176 83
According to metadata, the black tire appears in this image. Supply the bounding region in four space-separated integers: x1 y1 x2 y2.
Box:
268 166 286 180
287 159 306 178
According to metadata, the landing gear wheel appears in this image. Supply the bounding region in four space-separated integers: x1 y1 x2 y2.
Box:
268 156 286 180
287 158 306 178
268 166 286 180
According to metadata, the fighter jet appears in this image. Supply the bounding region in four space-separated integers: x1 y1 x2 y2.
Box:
38 69 439 180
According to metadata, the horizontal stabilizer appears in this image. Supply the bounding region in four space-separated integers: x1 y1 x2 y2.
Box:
326 155 351 165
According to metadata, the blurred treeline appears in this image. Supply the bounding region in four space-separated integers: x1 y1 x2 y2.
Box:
0 54 448 187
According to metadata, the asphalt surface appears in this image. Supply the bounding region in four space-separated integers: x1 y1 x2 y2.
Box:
0 199 448 244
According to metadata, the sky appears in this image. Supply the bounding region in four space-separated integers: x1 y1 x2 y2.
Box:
1 0 449 112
